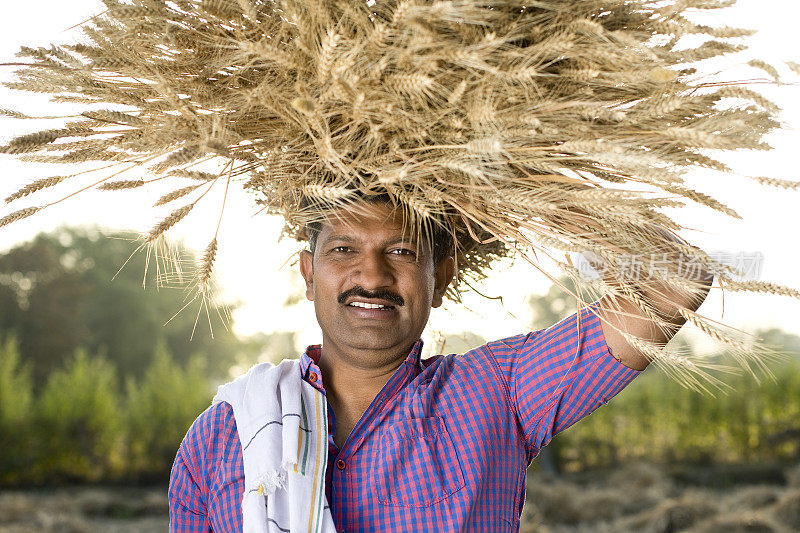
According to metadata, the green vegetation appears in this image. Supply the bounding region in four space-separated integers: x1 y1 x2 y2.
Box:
0 226 267 485
36 349 124 482
553 353 800 472
125 343 212 480
2 326 798 484
0 337 213 485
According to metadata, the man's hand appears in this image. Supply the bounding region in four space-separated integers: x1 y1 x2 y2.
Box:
549 202 714 371
591 228 713 371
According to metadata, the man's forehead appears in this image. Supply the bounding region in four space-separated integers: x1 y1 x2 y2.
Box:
317 204 419 242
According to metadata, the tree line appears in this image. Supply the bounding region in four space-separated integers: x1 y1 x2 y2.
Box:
0 226 282 485
0 226 268 384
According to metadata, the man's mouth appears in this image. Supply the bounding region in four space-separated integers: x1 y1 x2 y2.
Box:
338 286 405 310
347 301 395 310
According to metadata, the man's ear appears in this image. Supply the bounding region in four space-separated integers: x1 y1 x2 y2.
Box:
432 255 455 308
299 249 315 302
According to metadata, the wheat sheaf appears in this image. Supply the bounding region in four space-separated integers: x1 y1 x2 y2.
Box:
1 0 799 388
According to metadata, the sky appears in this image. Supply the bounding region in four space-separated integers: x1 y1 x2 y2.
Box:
1 0 799 356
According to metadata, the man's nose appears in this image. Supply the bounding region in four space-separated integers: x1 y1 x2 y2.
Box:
352 250 395 288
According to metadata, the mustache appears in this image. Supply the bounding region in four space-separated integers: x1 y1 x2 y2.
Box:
337 286 405 307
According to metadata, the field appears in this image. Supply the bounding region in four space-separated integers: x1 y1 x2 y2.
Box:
521 462 800 533
1 462 799 532
0 486 166 532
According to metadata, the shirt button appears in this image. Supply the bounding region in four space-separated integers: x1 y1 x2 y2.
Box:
336 459 346 471
308 372 318 382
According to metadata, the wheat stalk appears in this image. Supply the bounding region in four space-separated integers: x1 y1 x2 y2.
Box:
197 237 217 295
5 176 69 204
747 59 781 82
721 279 800 298
154 184 203 206
147 202 196 242
0 207 42 228
97 179 146 191
302 184 354 201
747 176 800 190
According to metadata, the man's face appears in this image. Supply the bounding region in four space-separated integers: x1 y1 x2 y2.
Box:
299 203 454 367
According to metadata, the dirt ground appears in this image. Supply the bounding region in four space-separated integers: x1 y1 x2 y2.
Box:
520 462 800 533
1 462 798 532
0 486 167 532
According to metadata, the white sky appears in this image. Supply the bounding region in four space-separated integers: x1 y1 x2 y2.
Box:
1 0 799 355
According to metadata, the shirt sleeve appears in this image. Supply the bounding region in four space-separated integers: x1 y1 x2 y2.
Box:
483 302 641 457
169 450 210 533
168 403 223 533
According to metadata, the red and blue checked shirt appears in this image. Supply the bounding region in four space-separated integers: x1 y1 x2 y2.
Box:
169 304 641 532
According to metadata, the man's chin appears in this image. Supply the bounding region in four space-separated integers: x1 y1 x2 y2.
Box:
341 331 405 351
322 311 422 356
327 327 416 355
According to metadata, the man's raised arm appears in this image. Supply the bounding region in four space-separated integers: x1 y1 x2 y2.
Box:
592 227 714 371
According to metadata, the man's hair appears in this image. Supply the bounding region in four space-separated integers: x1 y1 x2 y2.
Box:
304 193 454 266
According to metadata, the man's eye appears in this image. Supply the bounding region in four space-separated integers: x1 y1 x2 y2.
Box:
331 246 353 253
390 248 416 257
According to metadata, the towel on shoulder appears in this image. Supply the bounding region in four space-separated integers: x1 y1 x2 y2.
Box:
213 359 337 533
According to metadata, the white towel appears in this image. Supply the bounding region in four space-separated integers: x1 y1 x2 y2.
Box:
213 359 337 533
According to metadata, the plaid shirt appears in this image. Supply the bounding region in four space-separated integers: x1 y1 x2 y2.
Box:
169 305 640 532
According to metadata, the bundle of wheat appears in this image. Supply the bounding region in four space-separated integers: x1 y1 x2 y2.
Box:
1 0 798 386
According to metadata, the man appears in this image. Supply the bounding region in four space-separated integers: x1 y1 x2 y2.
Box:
169 197 710 532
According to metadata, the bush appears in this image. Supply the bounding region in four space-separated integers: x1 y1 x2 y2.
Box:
125 341 213 480
0 336 35 484
35 349 124 482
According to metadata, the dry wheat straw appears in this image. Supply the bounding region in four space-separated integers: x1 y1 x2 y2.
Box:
747 59 781 82
97 179 145 191
168 170 219 181
82 110 144 125
154 184 203 207
5 176 68 203
147 202 196 242
677 307 749 351
748 176 800 189
197 237 217 294
721 279 800 298
0 0 797 387
0 207 42 228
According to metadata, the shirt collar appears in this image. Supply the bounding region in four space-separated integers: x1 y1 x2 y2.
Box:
300 339 426 392
407 339 425 369
300 344 321 378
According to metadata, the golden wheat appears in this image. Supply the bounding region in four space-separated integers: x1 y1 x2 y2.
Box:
154 185 203 207
147 202 196 242
197 237 218 295
97 179 146 191
748 176 800 189
0 206 42 228
5 176 69 204
0 0 797 385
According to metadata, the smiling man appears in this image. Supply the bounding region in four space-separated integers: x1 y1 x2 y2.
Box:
298 203 456 450
169 196 710 532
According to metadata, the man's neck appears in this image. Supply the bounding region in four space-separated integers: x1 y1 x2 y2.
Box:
317 344 410 449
